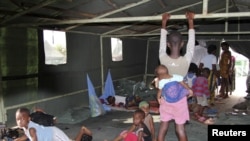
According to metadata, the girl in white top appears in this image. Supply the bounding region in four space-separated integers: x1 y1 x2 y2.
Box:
15 107 70 141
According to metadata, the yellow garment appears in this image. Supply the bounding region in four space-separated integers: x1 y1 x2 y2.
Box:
219 51 231 78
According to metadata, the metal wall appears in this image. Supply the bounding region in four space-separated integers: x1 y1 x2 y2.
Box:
1 27 148 126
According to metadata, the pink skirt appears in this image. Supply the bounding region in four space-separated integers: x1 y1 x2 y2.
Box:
159 97 189 124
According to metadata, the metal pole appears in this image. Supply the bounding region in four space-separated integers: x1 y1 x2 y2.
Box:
203 0 208 15
225 0 229 32
103 31 250 37
11 12 250 26
144 40 150 83
100 36 104 94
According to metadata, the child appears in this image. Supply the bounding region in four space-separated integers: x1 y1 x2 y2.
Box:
192 68 210 123
155 65 193 141
138 101 156 141
113 109 152 141
184 63 198 112
75 126 93 141
199 44 218 105
14 107 70 141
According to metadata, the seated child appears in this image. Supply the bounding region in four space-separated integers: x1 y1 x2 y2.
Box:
139 101 156 141
113 109 152 141
14 107 70 141
75 126 93 141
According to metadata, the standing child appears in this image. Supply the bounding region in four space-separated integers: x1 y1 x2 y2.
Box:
184 63 198 112
157 10 195 141
192 68 210 123
138 101 156 141
159 11 195 77
219 42 232 98
113 109 152 141
14 107 70 141
155 65 193 141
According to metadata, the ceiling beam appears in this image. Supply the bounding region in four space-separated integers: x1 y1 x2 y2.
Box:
0 0 59 24
102 1 203 35
16 11 250 26
103 31 250 38
65 0 151 30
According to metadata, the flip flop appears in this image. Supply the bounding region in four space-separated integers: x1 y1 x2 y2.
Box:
198 116 207 122
204 118 215 125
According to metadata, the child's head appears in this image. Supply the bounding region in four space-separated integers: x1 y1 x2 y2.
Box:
154 65 169 79
133 109 145 126
188 63 198 74
207 44 217 54
16 107 30 128
220 42 229 51
201 68 210 78
167 30 184 52
139 101 150 113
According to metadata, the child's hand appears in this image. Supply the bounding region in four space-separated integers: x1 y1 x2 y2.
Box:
162 13 171 28
186 11 195 20
188 89 193 97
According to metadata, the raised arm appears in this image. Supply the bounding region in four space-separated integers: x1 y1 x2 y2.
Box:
185 11 195 63
159 13 171 58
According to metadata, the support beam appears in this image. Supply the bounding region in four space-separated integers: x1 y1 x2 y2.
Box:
65 0 151 30
103 31 250 37
0 0 59 24
202 0 208 15
14 12 250 26
102 1 203 35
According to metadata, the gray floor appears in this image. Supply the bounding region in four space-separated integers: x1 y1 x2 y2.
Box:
56 93 250 141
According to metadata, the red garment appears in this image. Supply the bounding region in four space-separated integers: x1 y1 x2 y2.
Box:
192 76 210 97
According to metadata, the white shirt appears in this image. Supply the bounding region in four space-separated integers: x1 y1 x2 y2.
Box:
200 54 217 70
191 45 208 66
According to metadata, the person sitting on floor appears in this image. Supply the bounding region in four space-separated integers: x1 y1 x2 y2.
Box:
112 109 152 141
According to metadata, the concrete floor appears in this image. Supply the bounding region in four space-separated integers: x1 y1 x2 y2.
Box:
56 93 250 141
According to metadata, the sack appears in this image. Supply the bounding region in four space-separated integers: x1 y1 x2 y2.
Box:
30 111 55 126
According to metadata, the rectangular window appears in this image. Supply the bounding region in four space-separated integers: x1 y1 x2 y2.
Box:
43 30 67 65
111 37 123 61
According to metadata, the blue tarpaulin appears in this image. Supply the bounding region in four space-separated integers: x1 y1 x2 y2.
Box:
99 69 115 100
86 74 106 117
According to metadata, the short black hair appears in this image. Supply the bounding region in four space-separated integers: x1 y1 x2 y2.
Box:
202 67 210 75
168 30 183 45
16 107 30 116
188 63 198 74
207 44 217 54
195 40 199 46
134 109 145 119
221 42 229 47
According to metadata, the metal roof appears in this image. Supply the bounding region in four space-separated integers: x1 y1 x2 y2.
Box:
1 0 250 39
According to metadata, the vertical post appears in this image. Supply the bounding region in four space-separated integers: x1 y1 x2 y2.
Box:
143 40 150 83
0 47 6 124
225 0 229 32
100 36 104 93
202 0 208 15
